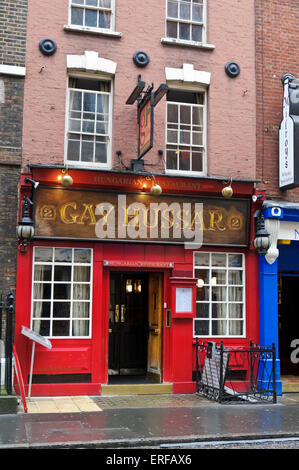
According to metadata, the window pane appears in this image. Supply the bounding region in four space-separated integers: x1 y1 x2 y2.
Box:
33 320 50 336
192 4 203 21
229 320 243 336
73 302 90 318
34 265 52 282
179 150 190 171
211 270 226 285
212 320 227 336
95 142 107 163
35 247 53 262
53 321 70 336
179 22 190 40
212 253 226 267
54 266 71 282
166 149 177 169
55 248 72 263
196 286 209 301
85 8 97 27
71 7 83 25
195 268 209 284
192 24 202 42
72 320 89 336
73 284 90 300
74 248 91 263
167 1 178 18
167 103 178 122
212 303 227 318
228 254 243 268
180 2 190 20
74 265 90 282
194 319 209 336
33 284 51 300
192 151 203 172
212 287 227 301
166 20 177 38
32 301 51 318
54 284 71 300
99 11 111 28
229 304 243 318
228 286 243 301
81 140 94 162
194 252 209 266
228 270 243 285
196 302 209 318
86 0 97 6
53 302 71 318
67 137 80 161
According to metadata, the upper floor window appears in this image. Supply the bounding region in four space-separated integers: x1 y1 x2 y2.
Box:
66 76 112 167
166 0 205 43
166 89 206 174
70 0 115 31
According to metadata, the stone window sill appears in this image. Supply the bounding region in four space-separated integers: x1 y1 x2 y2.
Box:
64 24 122 38
161 37 215 50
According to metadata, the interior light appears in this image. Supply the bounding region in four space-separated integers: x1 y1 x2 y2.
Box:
126 279 133 293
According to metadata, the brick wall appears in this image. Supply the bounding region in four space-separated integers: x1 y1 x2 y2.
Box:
256 0 299 201
0 0 28 295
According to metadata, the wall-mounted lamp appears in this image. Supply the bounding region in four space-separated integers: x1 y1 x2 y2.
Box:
252 193 263 202
222 178 233 198
24 177 39 189
149 175 162 196
17 196 35 253
58 168 73 187
254 211 271 255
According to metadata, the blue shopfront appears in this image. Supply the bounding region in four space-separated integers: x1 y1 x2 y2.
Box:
259 201 299 394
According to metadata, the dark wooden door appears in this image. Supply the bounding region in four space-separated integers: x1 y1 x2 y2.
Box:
108 273 148 375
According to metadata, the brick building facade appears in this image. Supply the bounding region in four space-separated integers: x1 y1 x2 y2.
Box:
0 0 27 295
14 1 264 397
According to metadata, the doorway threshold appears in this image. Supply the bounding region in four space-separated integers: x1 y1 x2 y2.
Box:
281 376 299 393
101 382 173 396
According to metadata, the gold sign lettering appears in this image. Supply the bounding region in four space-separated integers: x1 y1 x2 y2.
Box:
36 188 249 247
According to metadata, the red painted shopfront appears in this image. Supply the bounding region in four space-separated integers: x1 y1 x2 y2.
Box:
13 167 259 397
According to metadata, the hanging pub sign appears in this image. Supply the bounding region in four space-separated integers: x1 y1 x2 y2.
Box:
126 75 168 160
34 187 250 247
279 74 299 189
138 91 154 158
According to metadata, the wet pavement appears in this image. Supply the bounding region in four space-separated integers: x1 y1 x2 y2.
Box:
0 393 299 449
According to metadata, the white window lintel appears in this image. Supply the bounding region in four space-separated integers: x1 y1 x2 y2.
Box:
165 63 210 87
67 50 117 76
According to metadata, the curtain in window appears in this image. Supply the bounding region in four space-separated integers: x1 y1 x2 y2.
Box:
72 265 90 336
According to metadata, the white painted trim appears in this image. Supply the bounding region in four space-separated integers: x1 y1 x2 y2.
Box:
64 25 122 38
0 64 26 77
67 51 117 77
161 37 215 50
165 64 210 86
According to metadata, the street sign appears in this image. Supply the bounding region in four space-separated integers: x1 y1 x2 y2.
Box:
21 325 52 349
21 326 52 399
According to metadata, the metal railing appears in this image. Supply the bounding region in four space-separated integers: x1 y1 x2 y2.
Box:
0 293 14 395
195 339 277 404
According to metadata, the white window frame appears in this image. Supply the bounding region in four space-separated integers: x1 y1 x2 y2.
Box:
68 0 116 32
165 84 207 176
193 252 246 338
31 247 93 339
65 72 113 169
165 0 207 45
